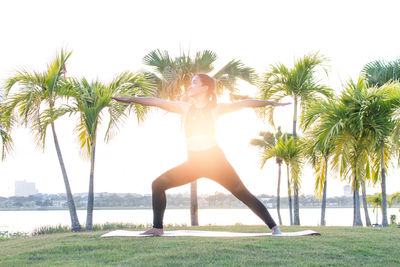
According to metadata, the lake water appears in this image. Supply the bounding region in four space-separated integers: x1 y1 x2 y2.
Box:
1 208 399 233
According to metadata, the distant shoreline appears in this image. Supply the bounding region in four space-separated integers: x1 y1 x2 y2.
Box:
0 206 362 211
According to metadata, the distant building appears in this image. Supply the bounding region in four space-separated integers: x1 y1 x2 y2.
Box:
15 180 38 197
344 185 351 197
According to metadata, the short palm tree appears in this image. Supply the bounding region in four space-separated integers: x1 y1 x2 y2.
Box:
367 193 383 224
59 72 153 230
259 52 332 225
4 50 81 231
261 134 303 225
144 49 256 226
389 192 400 211
302 135 334 226
302 98 337 226
251 127 283 225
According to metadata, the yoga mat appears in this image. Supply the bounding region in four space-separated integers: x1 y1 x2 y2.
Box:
101 229 320 238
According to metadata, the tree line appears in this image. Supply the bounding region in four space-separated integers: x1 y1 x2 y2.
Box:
1 49 400 231
2 193 381 210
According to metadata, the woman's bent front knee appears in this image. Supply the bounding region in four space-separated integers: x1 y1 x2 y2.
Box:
152 177 165 193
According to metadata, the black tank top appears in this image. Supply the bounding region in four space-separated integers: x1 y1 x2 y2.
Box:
184 104 216 138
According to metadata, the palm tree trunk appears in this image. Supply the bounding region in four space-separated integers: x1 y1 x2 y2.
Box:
86 141 96 231
190 181 199 226
287 164 293 225
320 179 327 226
361 180 372 226
50 122 81 232
380 141 388 226
320 156 328 226
353 176 363 226
292 96 300 225
277 162 282 225
293 182 300 225
292 96 298 139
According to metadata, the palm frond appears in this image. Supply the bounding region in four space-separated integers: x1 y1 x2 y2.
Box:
213 60 256 95
194 50 217 73
389 192 400 207
0 109 14 160
362 58 400 87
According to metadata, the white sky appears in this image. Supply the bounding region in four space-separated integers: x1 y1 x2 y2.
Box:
1 0 400 198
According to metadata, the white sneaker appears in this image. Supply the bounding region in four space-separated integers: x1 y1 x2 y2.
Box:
271 226 282 235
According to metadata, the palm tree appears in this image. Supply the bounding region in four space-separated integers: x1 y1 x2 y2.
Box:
302 99 335 226
143 49 256 226
259 52 332 225
389 192 400 211
251 127 283 225
261 134 303 225
143 49 256 100
358 82 400 226
4 50 82 232
302 81 370 226
360 175 372 227
367 193 383 224
362 60 400 227
302 93 371 226
333 79 375 226
0 101 13 160
0 109 13 162
59 72 153 230
332 78 400 226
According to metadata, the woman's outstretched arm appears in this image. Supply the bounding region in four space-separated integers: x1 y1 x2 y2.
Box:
216 99 290 116
111 96 187 114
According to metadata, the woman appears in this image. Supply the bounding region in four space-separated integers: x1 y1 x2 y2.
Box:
112 74 289 236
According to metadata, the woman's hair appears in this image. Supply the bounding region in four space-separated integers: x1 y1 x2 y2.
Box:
196 73 217 106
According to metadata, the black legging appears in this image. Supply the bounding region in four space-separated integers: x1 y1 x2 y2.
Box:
151 146 277 229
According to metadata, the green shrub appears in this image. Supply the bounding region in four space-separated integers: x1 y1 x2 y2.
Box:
390 214 397 225
0 230 29 238
32 225 71 236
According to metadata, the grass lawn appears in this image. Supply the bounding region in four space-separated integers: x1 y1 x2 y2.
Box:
0 225 399 266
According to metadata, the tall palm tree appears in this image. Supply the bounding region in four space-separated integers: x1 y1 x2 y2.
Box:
333 79 374 226
4 50 82 231
259 52 332 225
251 127 283 225
330 78 400 226
355 81 400 226
302 94 370 226
302 81 369 226
58 72 153 230
261 134 303 225
362 60 400 227
143 49 256 226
